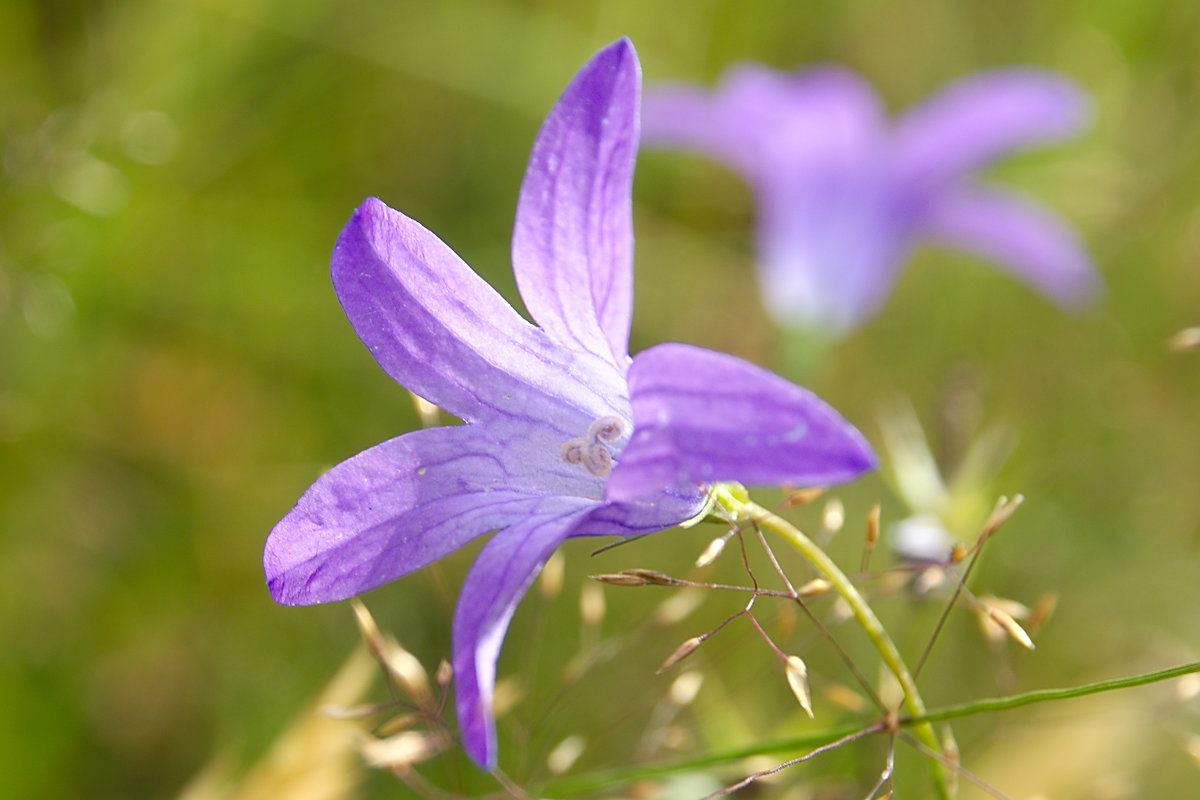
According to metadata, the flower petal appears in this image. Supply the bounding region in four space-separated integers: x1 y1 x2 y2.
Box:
922 185 1099 305
511 38 640 368
643 65 884 189
453 498 595 767
640 84 754 175
572 488 706 537
754 170 909 334
607 343 877 501
266 426 553 605
644 66 894 332
334 197 627 424
893 69 1089 189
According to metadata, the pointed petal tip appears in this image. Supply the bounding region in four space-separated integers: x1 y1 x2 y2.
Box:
597 36 637 65
576 38 639 87
264 569 311 608
590 37 642 91
357 194 387 218
463 728 497 770
455 678 497 766
953 67 1093 134
345 195 385 226
264 574 308 608
456 670 500 768
334 196 386 261
263 535 294 605
262 531 332 607
1015 72 1091 143
849 433 880 475
1053 269 1103 309
1055 79 1091 131
612 343 880 500
358 194 383 211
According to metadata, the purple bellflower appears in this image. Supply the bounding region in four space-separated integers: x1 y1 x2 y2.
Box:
642 63 1098 336
264 40 875 768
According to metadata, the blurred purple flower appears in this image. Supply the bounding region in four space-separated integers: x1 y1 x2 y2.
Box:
643 63 1098 335
264 40 875 767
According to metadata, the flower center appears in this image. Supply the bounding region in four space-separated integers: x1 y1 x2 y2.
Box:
560 415 626 477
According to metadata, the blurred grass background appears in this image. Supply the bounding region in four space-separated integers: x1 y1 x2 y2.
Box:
2 0 1198 797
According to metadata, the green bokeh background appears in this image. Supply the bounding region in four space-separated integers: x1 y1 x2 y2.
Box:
2 1 1198 798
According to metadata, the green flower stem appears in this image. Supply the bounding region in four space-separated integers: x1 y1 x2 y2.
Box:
540 723 863 797
903 660 1200 727
714 485 951 799
540 661 1200 797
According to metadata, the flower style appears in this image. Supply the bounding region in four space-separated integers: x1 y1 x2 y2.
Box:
264 40 876 768
642 63 1098 335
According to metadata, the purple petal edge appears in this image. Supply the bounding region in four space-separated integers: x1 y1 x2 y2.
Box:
607 343 877 501
453 500 594 766
264 426 542 605
894 68 1091 188
511 38 640 368
923 184 1100 306
333 197 630 427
